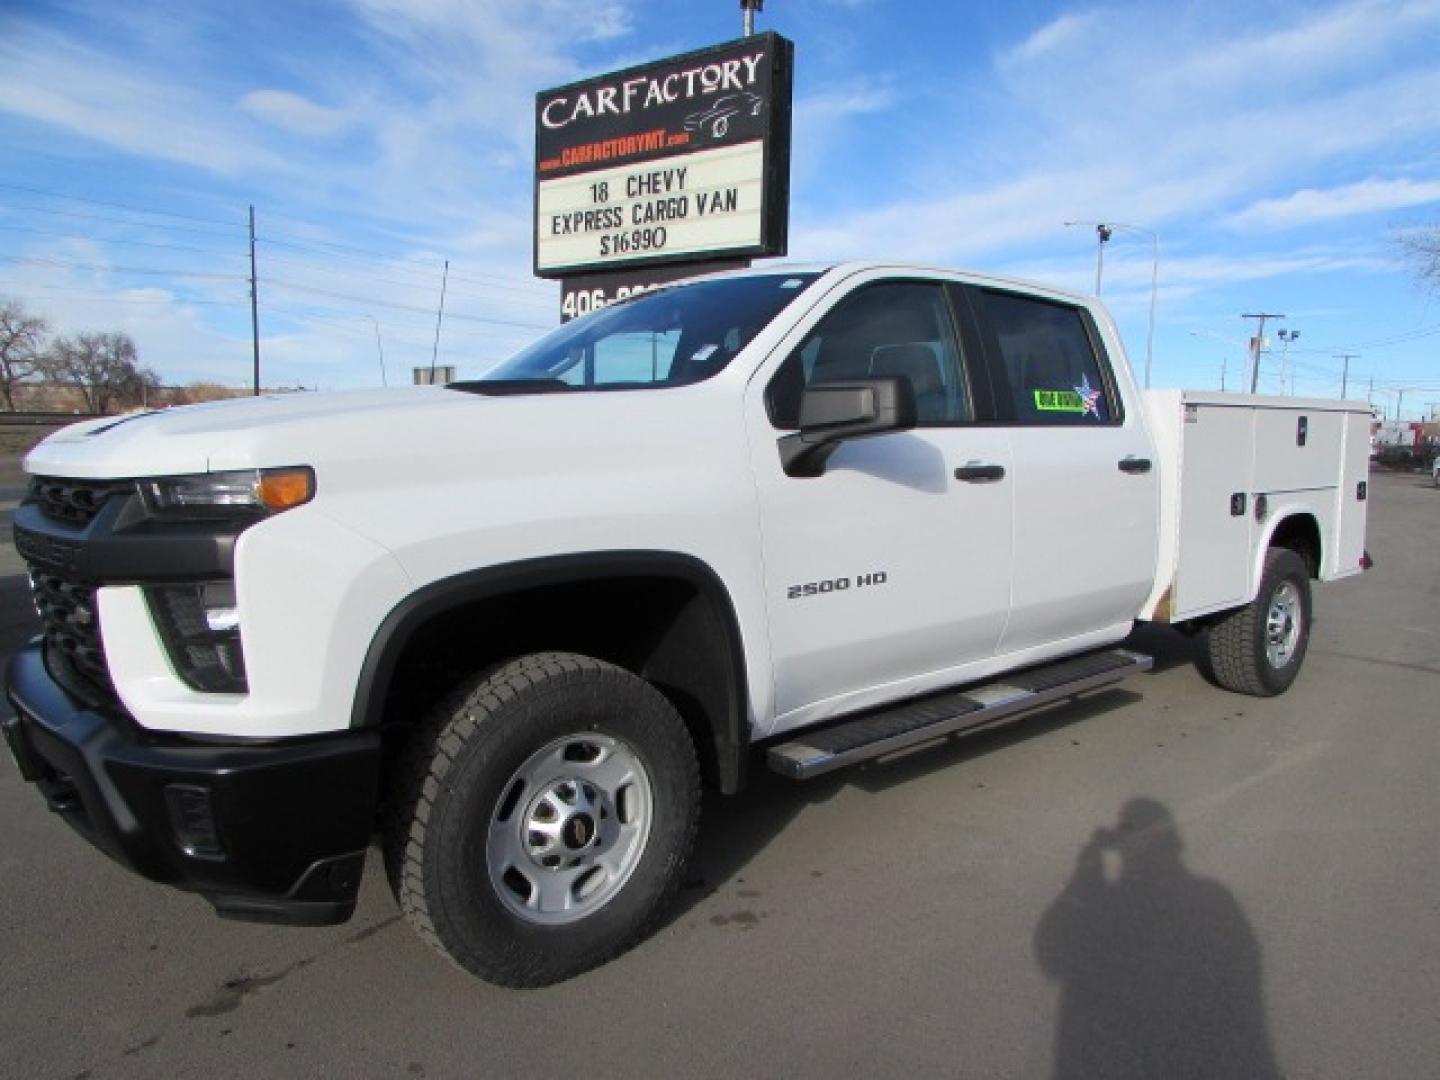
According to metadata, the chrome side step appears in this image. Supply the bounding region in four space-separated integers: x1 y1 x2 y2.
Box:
766 648 1153 780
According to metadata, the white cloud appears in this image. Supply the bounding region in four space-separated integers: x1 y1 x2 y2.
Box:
1163 0 1440 95
1226 178 1440 230
0 25 287 176
796 78 897 123
1003 12 1103 63
239 90 354 138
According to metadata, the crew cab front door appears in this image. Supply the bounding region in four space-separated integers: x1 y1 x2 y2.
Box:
745 274 1014 736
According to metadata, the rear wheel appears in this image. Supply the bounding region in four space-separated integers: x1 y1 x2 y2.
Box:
1204 547 1312 697
384 652 700 986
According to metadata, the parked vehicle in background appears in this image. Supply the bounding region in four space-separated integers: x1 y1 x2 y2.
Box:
4 262 1371 987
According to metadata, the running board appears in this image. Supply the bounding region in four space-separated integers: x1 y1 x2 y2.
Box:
766 649 1153 780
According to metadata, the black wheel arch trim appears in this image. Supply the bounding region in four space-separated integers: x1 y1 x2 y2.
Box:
350 551 751 794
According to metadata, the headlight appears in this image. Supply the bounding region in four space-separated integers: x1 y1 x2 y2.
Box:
138 467 315 516
134 467 312 693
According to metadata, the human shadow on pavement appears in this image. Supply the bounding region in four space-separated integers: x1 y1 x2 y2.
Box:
1034 797 1279 1080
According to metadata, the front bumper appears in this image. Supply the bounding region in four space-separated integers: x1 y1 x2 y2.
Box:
3 640 381 926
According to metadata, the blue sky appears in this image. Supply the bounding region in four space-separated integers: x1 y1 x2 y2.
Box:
1 0 1437 416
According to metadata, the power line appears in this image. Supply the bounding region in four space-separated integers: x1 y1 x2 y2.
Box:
0 279 247 306
265 277 552 330
0 201 248 240
0 222 247 258
1 181 549 294
0 181 240 227
1290 324 1440 353
0 254 245 281
0 233 553 310
256 234 552 295
253 248 556 308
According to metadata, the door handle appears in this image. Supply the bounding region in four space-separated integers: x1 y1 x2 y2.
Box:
954 463 1006 483
1118 456 1152 474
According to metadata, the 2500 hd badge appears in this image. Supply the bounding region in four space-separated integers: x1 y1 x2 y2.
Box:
787 571 889 599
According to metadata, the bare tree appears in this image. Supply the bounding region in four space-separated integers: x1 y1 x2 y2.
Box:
1401 224 1440 291
0 297 50 411
40 332 155 414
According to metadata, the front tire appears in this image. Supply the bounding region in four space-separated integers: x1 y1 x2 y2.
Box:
384 652 700 987
1204 547 1312 697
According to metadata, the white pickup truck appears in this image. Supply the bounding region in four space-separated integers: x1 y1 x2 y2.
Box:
4 262 1370 986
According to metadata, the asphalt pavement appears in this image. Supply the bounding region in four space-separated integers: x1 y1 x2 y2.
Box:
1 471 1437 1079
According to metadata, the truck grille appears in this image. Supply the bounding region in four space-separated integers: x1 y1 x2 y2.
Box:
27 565 114 698
28 476 126 526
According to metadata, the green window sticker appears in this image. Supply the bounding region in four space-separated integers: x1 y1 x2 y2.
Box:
1033 389 1085 412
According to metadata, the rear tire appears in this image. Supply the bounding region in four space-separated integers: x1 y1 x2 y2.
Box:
1204 547 1312 697
383 652 700 987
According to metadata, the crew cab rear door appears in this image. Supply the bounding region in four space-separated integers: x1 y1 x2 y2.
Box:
962 285 1159 655
744 272 1013 736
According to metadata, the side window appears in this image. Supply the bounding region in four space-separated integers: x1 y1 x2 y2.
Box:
977 290 1119 425
767 282 971 429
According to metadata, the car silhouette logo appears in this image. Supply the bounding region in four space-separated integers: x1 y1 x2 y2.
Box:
683 92 764 140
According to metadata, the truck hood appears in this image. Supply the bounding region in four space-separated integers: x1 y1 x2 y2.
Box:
21 384 728 489
24 388 470 479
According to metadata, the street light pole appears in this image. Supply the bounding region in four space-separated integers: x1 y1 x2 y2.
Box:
1277 328 1300 395
1066 221 1159 386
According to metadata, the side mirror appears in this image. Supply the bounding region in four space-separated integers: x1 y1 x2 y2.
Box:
778 376 917 477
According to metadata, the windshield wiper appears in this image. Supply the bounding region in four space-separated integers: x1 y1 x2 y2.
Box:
446 379 576 396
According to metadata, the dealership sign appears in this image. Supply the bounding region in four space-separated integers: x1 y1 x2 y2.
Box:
558 258 752 322
534 33 793 278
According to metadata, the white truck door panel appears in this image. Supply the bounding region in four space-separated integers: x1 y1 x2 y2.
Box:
969 286 1158 655
1173 403 1257 614
746 276 1013 730
1005 427 1158 651
1252 407 1345 492
752 429 1013 724
1333 410 1371 578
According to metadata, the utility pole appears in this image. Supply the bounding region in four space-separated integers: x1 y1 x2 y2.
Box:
368 316 388 387
1242 312 1284 394
248 204 261 395
1396 388 1405 421
1335 354 1358 399
429 259 449 384
741 0 762 36
1220 357 1227 391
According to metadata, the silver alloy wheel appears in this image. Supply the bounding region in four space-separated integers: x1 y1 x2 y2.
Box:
486 733 653 925
1265 580 1303 668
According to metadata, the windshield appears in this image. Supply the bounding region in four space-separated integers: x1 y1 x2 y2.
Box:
454 273 818 392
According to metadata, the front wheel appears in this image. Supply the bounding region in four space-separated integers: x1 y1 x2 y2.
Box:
384 652 700 987
1203 547 1312 697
